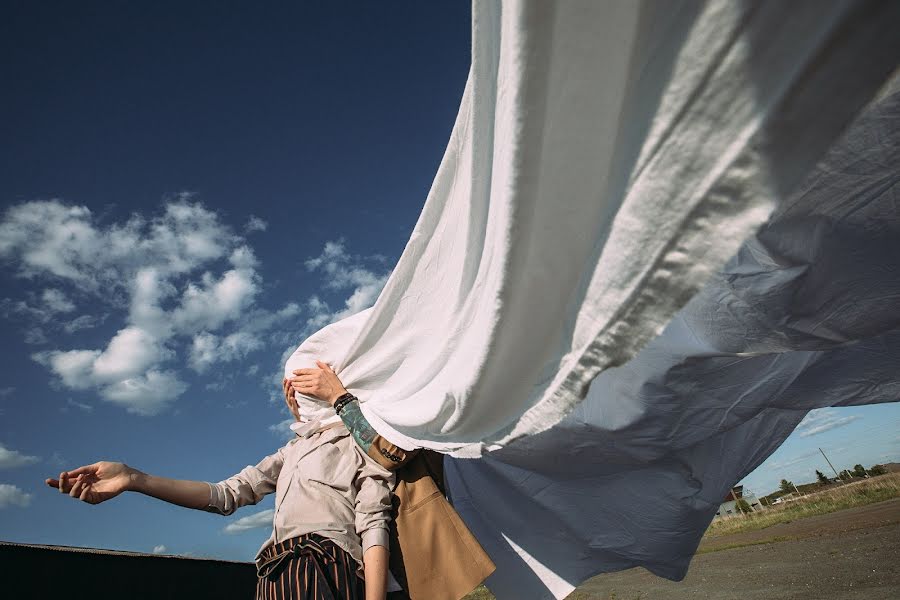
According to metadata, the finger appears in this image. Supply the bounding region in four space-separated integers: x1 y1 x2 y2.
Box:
69 474 86 498
65 465 98 478
79 483 93 503
315 360 334 373
46 478 60 489
289 374 317 382
292 368 320 376
59 471 68 493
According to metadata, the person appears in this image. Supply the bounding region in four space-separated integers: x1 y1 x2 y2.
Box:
46 369 394 600
285 363 495 600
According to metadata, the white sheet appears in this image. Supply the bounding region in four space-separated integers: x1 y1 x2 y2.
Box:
284 2 900 598
446 87 900 599
286 0 899 452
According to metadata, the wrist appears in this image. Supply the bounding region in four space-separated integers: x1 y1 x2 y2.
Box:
127 467 146 493
329 388 349 405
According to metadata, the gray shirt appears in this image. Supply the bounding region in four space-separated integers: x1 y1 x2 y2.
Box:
205 424 394 566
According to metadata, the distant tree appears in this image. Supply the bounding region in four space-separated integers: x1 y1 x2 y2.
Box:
735 499 752 514
839 469 853 481
816 470 830 485
869 464 887 476
779 479 794 494
852 464 868 478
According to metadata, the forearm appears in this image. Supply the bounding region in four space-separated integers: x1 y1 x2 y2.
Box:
363 544 388 600
338 399 378 454
128 469 211 510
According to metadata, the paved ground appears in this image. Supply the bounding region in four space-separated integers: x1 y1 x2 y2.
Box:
574 498 900 600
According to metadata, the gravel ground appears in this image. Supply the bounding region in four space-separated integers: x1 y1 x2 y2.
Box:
573 498 900 600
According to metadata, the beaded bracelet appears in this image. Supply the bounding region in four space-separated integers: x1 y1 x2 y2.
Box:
333 392 357 415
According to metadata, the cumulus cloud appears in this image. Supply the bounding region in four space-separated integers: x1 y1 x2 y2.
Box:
302 240 390 332
152 545 167 554
0 198 304 415
797 409 861 438
223 509 274 534
0 483 33 508
0 444 39 469
172 267 259 333
101 370 189 416
244 215 268 233
189 331 263 373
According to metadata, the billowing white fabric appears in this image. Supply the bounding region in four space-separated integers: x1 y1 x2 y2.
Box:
446 89 900 599
283 2 900 598
286 0 899 453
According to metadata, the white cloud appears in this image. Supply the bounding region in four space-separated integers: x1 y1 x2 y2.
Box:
63 314 104 333
42 289 75 313
223 509 274 534
0 444 39 469
64 398 93 413
38 349 101 390
101 370 188 416
797 409 861 438
152 545 167 554
244 216 268 233
0 199 298 415
269 418 295 439
92 327 170 382
0 197 236 296
0 483 33 508
2 205 396 417
302 240 389 332
190 331 263 373
172 268 259 333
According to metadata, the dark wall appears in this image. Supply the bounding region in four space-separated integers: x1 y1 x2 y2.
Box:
2 542 257 599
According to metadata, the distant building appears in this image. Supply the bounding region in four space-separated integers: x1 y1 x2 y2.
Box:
714 485 761 517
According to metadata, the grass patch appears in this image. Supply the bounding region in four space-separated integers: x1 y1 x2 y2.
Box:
704 472 900 538
696 535 791 554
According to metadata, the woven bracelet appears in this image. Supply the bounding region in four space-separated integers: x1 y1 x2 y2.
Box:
333 393 357 415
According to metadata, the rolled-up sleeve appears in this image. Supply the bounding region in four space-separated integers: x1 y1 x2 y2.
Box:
354 452 394 553
205 443 289 516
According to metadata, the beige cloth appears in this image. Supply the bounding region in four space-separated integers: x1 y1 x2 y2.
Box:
205 425 394 567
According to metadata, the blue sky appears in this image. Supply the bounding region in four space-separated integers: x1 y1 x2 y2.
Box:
0 2 896 562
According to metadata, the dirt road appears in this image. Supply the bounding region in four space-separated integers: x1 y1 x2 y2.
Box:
574 498 900 600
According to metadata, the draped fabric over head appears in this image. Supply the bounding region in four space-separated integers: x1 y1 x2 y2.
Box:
285 1 900 598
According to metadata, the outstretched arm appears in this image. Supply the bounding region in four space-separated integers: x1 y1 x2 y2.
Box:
46 461 209 509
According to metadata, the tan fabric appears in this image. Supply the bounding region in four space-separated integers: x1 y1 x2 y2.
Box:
206 425 394 568
368 437 496 600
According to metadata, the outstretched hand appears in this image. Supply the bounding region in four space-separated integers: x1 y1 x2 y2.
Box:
288 360 348 405
46 461 132 505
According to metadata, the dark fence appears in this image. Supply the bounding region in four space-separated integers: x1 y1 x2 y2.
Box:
1 541 257 599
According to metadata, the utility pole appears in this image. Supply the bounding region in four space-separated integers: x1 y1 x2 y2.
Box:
819 447 840 479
